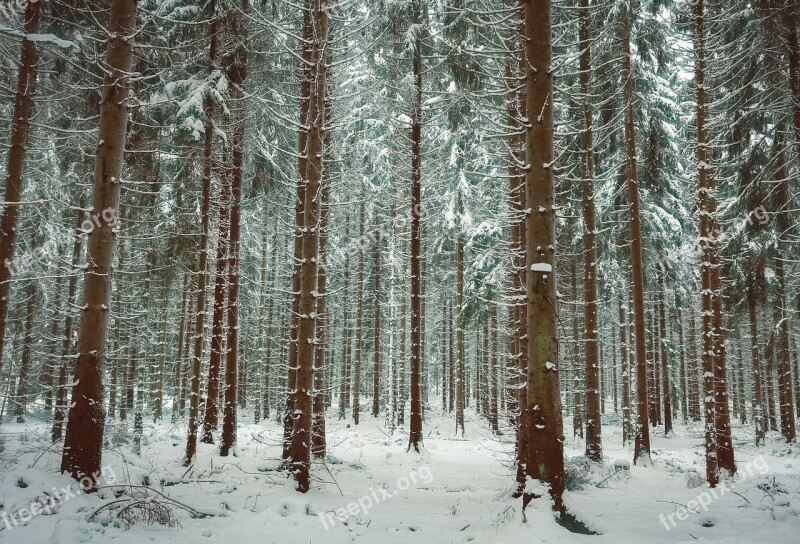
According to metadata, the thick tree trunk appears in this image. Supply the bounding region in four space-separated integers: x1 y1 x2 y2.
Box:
288 0 326 491
0 0 42 376
522 0 564 513
61 0 137 485
408 0 424 452
283 0 314 464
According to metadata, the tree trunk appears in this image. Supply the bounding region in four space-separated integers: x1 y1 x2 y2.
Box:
658 264 672 435
53 211 84 442
61 0 137 485
771 128 796 443
312 92 331 457
678 305 687 424
14 285 35 422
174 273 190 421
522 0 564 513
288 0 326 491
185 0 219 466
201 160 231 444
0 0 42 376
623 3 651 466
620 298 631 445
353 200 365 423
372 230 381 418
577 0 601 464
220 7 247 454
408 0 424 452
456 233 465 435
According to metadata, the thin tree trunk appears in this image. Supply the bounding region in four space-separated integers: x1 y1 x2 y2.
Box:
14 285 35 422
578 0 601 463
174 273 190 421
372 230 381 418
678 306 688 424
456 233 465 435
658 265 672 435
201 161 231 444
623 3 651 466
53 211 84 442
771 128 796 443
312 98 331 457
352 200 365 424
185 0 219 466
620 298 631 445
220 9 247 454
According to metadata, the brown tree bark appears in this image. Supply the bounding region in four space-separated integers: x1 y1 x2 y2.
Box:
283 0 314 463
677 305 688 424
201 160 231 444
623 3 651 466
312 85 331 457
620 298 632 445
220 4 248 455
456 232 465 435
185 0 219 466
339 244 350 420
771 129 796 443
288 0 326 491
14 285 35 422
173 273 190 421
61 0 137 484
372 230 381 418
521 0 564 513
578 0 601 464
53 211 84 442
353 201 365 423
658 264 672 435
0 0 42 376
571 260 583 438
408 0 424 452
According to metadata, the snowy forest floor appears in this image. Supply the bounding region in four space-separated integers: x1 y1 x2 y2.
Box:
1 408 799 543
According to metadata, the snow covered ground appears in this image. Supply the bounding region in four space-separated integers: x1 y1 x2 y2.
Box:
1 409 798 543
